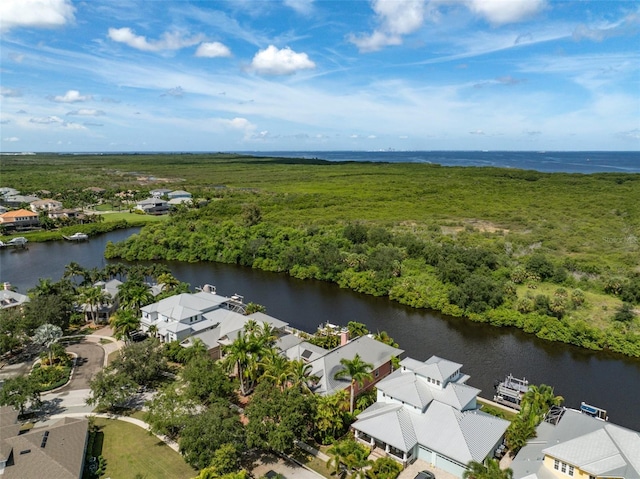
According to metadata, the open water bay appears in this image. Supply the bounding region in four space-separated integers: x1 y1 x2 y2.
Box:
2 229 639 430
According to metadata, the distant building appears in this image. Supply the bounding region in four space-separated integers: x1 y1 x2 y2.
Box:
167 190 191 200
150 188 172 198
30 199 63 213
1 195 40 208
135 198 169 215
0 209 39 229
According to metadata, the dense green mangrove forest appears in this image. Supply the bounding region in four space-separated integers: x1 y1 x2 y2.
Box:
2 153 639 355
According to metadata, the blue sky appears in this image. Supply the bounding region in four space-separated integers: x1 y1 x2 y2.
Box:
1 0 638 152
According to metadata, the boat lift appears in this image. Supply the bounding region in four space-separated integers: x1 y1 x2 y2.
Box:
580 402 608 421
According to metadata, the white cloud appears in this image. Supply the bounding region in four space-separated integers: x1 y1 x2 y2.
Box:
573 12 640 42
0 0 75 32
108 27 203 52
3 137 19 142
161 87 184 98
51 90 92 103
195 42 231 58
350 0 426 52
466 0 546 25
616 128 640 141
62 122 86 130
284 0 314 15
226 117 254 130
66 109 105 116
9 53 24 63
0 87 22 98
250 45 316 75
30 116 64 124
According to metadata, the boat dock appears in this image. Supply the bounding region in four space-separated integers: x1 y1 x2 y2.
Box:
494 374 530 410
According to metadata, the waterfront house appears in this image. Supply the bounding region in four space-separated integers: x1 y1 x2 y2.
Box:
351 355 509 476
135 198 169 215
0 209 39 230
0 406 88 479
29 199 63 213
80 279 122 323
511 408 640 479
140 288 255 343
182 310 289 359
0 288 30 310
282 334 403 397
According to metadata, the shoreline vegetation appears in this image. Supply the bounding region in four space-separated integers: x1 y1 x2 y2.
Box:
2 153 639 356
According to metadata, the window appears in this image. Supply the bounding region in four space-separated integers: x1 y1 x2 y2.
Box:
375 369 379 378
554 460 576 478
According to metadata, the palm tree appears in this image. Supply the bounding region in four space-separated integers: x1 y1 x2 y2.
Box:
63 261 86 285
255 322 278 348
327 440 351 476
260 351 291 389
109 309 140 343
333 353 374 413
464 459 513 479
522 384 564 424
28 278 56 297
223 333 259 396
157 272 180 292
289 359 318 393
118 280 153 313
79 286 109 323
346 443 372 479
148 324 158 337
315 390 350 443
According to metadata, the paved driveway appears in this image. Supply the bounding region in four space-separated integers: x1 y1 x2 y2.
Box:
399 459 458 479
59 340 105 391
38 339 106 419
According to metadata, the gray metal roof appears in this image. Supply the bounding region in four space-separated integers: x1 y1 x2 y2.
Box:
416 355 462 382
353 398 509 463
512 409 640 479
247 311 289 330
377 359 479 412
308 335 403 396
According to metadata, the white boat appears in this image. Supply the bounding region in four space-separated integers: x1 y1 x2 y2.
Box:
494 374 530 410
63 232 89 241
7 237 28 246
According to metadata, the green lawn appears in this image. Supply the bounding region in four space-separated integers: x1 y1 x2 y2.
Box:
101 212 169 224
92 418 195 479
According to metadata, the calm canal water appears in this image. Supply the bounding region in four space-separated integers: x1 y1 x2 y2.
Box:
2 229 639 430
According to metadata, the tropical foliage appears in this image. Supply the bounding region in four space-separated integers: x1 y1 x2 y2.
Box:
505 384 564 454
334 353 374 413
463 459 513 479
